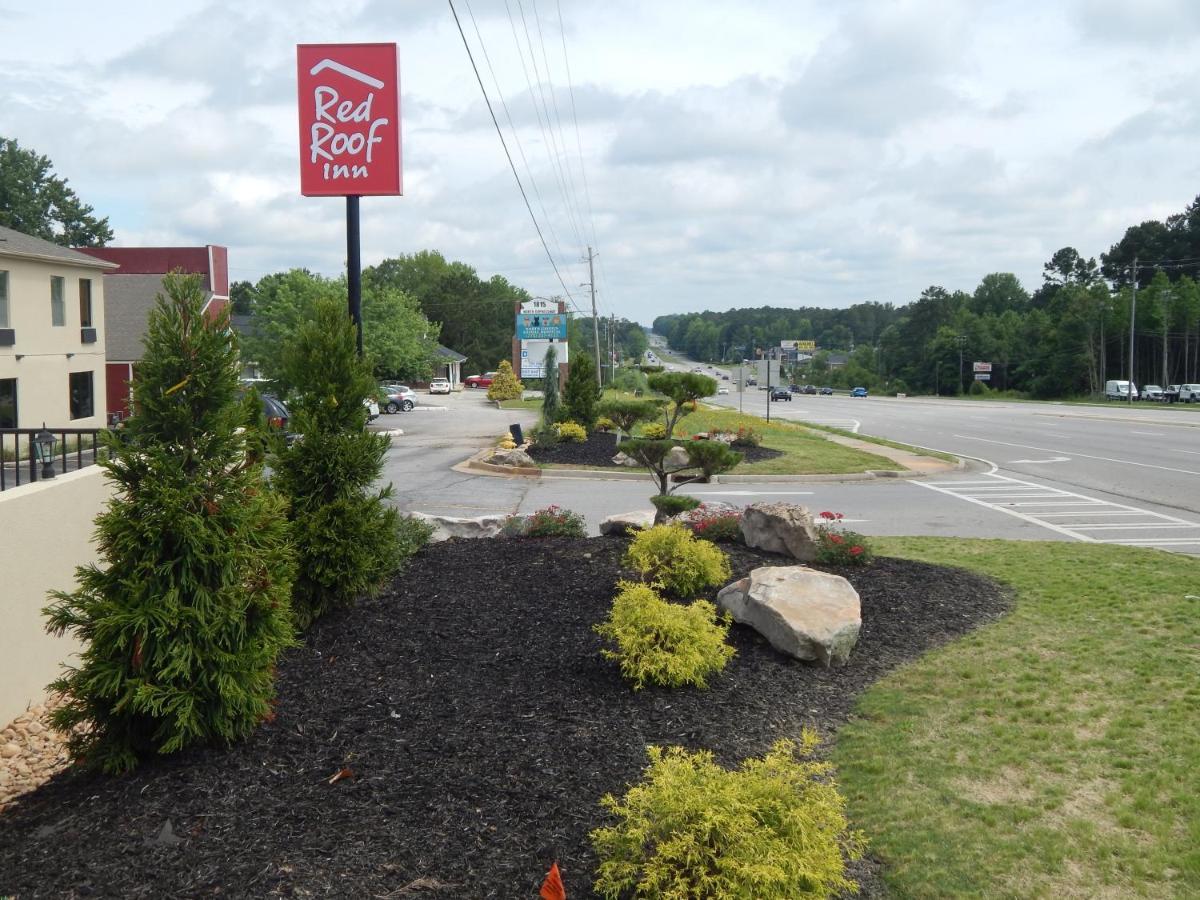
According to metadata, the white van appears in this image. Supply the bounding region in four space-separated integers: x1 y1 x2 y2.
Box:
1104 380 1138 400
1177 384 1200 403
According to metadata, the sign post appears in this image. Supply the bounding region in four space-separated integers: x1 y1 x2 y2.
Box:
297 43 402 355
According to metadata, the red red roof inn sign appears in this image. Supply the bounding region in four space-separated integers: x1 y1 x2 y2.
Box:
297 43 402 196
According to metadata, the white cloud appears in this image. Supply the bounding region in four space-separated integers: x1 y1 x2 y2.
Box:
0 1 1198 323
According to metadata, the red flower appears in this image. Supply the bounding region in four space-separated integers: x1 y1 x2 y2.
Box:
850 545 864 556
819 510 836 520
830 534 844 544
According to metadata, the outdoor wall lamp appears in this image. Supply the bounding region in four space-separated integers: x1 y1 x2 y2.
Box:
32 423 57 479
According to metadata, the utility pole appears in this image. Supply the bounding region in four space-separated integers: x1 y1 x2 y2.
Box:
610 313 616 381
585 246 601 389
1129 256 1138 406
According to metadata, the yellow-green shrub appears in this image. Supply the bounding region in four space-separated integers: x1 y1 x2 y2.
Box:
641 422 668 439
553 420 588 443
591 733 865 899
594 582 735 690
595 416 615 432
624 524 731 596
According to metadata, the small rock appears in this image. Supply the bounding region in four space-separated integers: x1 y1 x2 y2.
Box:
26 721 45 735
1 742 21 759
600 510 655 536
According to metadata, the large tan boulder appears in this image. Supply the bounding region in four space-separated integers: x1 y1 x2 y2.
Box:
487 448 536 468
740 502 820 561
717 566 861 666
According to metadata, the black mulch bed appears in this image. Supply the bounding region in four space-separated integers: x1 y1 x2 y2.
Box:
526 430 785 467
0 538 1010 899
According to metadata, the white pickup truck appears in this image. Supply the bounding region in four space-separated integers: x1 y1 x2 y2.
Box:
1173 383 1200 402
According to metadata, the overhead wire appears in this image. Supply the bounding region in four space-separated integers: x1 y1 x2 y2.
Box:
506 0 587 258
464 0 567 266
447 0 580 309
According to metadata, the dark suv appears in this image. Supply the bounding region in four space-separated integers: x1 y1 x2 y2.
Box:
770 387 792 401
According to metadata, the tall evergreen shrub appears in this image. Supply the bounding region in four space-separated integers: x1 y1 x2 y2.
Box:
43 272 296 774
541 344 561 426
563 351 601 428
270 296 415 629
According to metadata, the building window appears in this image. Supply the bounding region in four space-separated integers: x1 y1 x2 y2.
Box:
0 271 9 328
0 378 15 428
79 278 93 327
51 276 65 326
69 371 94 420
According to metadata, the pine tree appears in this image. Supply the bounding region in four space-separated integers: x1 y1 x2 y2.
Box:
541 344 561 425
43 272 296 774
563 352 601 428
270 296 411 629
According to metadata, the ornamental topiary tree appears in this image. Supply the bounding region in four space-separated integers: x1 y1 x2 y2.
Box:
270 296 423 630
43 272 297 774
486 359 523 401
563 351 601 429
617 372 741 522
596 397 662 440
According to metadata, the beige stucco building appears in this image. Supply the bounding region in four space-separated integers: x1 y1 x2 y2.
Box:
0 225 117 430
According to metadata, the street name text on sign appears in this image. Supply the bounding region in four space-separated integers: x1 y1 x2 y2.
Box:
297 44 402 196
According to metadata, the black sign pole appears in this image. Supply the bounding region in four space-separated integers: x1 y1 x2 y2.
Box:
346 194 363 356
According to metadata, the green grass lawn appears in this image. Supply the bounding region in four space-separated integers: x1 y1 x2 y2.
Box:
834 538 1200 898
673 407 901 474
799 422 959 463
496 398 542 412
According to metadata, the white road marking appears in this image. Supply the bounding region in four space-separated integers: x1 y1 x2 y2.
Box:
1131 431 1164 436
1009 456 1071 464
916 472 1200 555
953 434 1200 476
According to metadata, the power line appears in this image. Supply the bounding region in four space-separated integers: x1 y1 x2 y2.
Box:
464 0 566 265
447 0 580 309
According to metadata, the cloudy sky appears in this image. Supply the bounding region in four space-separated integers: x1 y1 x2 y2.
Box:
3 0 1199 324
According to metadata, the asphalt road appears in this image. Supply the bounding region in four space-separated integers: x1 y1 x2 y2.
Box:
379 373 1200 555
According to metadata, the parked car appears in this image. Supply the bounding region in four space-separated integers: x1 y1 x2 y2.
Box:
850 387 868 398
429 379 451 395
1177 383 1200 402
746 378 757 386
464 372 497 389
770 387 792 401
382 385 415 413
802 384 818 395
1104 379 1138 401
365 398 381 421
1142 384 1165 401
717 387 730 394
819 386 834 395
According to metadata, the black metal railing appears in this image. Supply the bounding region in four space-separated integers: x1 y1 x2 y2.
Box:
0 426 107 492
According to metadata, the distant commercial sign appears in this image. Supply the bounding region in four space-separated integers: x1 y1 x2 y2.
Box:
297 43 402 197
973 361 992 373
516 312 568 340
520 298 559 314
974 372 991 381
781 340 816 351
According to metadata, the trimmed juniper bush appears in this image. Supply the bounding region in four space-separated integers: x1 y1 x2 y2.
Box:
43 272 297 775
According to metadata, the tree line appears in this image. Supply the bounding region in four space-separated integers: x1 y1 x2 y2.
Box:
655 195 1200 397
234 251 648 384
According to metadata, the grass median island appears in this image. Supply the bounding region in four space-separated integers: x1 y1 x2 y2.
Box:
834 538 1200 898
675 407 902 474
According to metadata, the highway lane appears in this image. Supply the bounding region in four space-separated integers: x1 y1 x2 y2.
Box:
664 351 1200 553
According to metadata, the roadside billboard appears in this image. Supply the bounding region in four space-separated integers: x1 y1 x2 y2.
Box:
973 361 992 373
297 43 402 196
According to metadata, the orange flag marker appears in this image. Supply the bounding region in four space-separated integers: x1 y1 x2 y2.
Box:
539 861 566 900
